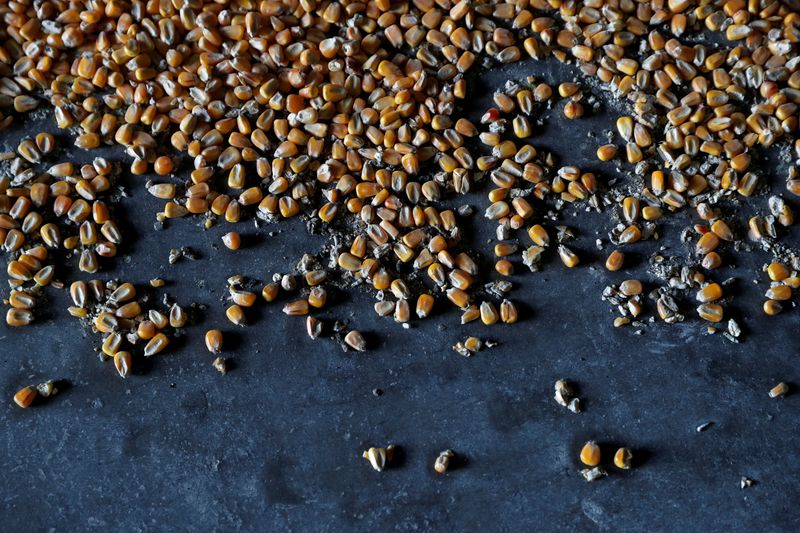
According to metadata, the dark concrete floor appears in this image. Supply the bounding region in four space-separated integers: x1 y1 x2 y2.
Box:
2 58 799 532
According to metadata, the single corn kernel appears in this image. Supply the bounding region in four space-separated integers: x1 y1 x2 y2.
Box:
696 283 723 303
695 232 720 255
434 449 455 473
283 299 309 315
344 330 367 352
480 301 499 325
114 351 132 378
527 224 549 246
619 279 642 296
605 250 624 271
558 245 579 268
697 303 724 323
596 144 617 161
767 262 790 281
363 445 394 472
613 447 633 469
13 385 37 408
763 300 783 316
205 329 223 353
769 382 789 398
226 304 246 325
765 284 792 301
710 220 733 241
580 441 601 467
222 231 241 250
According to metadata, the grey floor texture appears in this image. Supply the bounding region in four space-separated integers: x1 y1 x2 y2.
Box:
2 58 799 531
